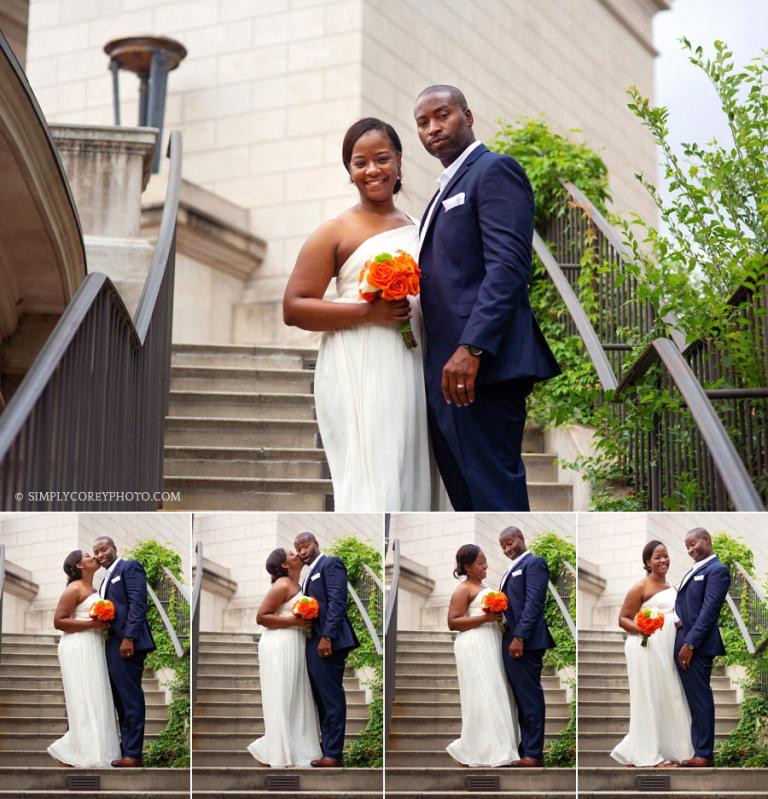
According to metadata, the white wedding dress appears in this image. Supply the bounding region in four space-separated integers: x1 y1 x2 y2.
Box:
610 586 695 766
47 594 122 767
447 587 520 766
247 592 322 767
314 223 432 512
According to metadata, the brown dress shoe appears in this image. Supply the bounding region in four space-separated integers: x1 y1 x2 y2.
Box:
681 757 713 767
311 756 343 768
509 757 543 767
111 757 143 768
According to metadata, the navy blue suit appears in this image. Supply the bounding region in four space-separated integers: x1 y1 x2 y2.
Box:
101 559 155 760
499 552 555 760
303 555 360 759
419 144 560 511
674 556 730 759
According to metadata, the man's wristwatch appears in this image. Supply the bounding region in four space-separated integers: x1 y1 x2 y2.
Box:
461 343 483 357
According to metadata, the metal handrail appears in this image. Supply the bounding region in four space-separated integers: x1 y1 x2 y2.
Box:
348 583 382 656
362 563 383 593
734 561 766 604
162 566 190 604
548 559 577 641
615 338 763 511
384 538 400 743
0 131 182 509
191 539 202 705
728 561 768 666
726 594 757 655
147 583 185 657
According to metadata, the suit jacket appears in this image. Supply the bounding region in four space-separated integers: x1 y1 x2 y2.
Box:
304 555 360 652
500 552 556 650
675 556 730 656
418 144 560 390
101 559 156 654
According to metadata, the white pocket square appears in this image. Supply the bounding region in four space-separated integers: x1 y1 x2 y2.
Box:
442 192 465 211
511 569 523 577
693 574 705 581
311 573 321 581
111 575 121 583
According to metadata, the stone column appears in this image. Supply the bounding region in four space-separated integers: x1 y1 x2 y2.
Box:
51 124 157 318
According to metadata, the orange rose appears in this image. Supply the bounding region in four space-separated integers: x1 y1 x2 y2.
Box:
381 274 410 300
368 262 396 290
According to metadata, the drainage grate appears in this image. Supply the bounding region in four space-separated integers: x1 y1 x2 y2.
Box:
266 775 300 792
466 775 500 791
67 775 100 791
636 774 671 791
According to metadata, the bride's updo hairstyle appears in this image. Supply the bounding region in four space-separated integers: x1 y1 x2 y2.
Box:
642 539 665 574
342 117 403 194
453 544 481 580
63 550 84 585
265 548 289 583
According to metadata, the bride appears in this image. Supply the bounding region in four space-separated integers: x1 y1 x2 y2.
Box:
247 548 322 767
610 540 694 767
48 550 121 767
446 545 520 766
282 117 431 512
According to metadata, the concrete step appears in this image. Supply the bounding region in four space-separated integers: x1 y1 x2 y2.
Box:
164 446 328 479
387 730 563 750
523 452 558 482
0 793 188 798
578 731 732 751
0 717 168 735
577 687 737 704
195 661 354 677
191 794 380 799
527 482 573 511
169 390 317 420
578 699 739 717
190 767 381 791
192 732 360 750
578 642 628 654
384 793 572 798
164 417 321 449
394 675 562 690
172 343 317 370
578 631 627 642
578 650 628 664
392 700 569 717
578 715 739 734
195 699 367 717
0 654 61 666
0 768 188 791
199 632 261 643
397 632 455 642
0 702 168 719
393 687 566 704
171 365 314 394
162 476 331 511
0 733 165 752
385 767 575 791
192 715 367 734
578 673 731 688
192 676 361 691
579 767 768 791
194 688 366 705
0 677 160 691
0 635 60 644
0 644 59 655
389 716 567 735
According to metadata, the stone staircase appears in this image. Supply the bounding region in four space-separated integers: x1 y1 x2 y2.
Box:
386 630 575 798
578 629 754 798
191 630 381 798
163 343 573 511
0 632 189 798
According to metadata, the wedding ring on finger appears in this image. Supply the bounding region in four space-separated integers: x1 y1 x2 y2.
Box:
457 383 466 389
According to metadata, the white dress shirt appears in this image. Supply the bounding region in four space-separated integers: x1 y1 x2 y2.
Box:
99 557 122 597
500 549 531 590
678 553 717 591
301 552 325 594
419 140 483 245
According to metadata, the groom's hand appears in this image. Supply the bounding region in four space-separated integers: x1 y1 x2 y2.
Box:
120 638 135 658
442 347 480 406
317 636 333 658
508 636 524 659
677 642 694 670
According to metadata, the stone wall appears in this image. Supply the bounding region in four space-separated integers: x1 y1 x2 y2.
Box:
25 0 667 346
0 511 191 633
194 511 381 632
389 512 576 630
577 512 768 630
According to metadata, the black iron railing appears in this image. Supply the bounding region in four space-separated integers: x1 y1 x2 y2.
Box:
384 538 400 744
147 567 190 658
349 564 382 656
549 559 577 641
534 181 766 511
190 539 202 705
727 561 768 696
0 131 182 510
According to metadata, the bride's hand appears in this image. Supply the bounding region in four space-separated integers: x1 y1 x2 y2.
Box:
293 617 312 628
90 619 107 630
483 612 503 623
364 296 411 326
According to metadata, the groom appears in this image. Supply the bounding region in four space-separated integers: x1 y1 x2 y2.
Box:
93 536 156 767
294 532 360 767
675 527 730 767
498 526 555 767
414 84 560 512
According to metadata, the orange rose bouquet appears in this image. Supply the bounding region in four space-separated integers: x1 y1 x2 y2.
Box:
635 607 664 647
292 595 320 638
89 598 116 640
358 250 421 348
481 590 508 633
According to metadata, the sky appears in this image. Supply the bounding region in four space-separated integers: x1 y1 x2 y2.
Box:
653 0 767 178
